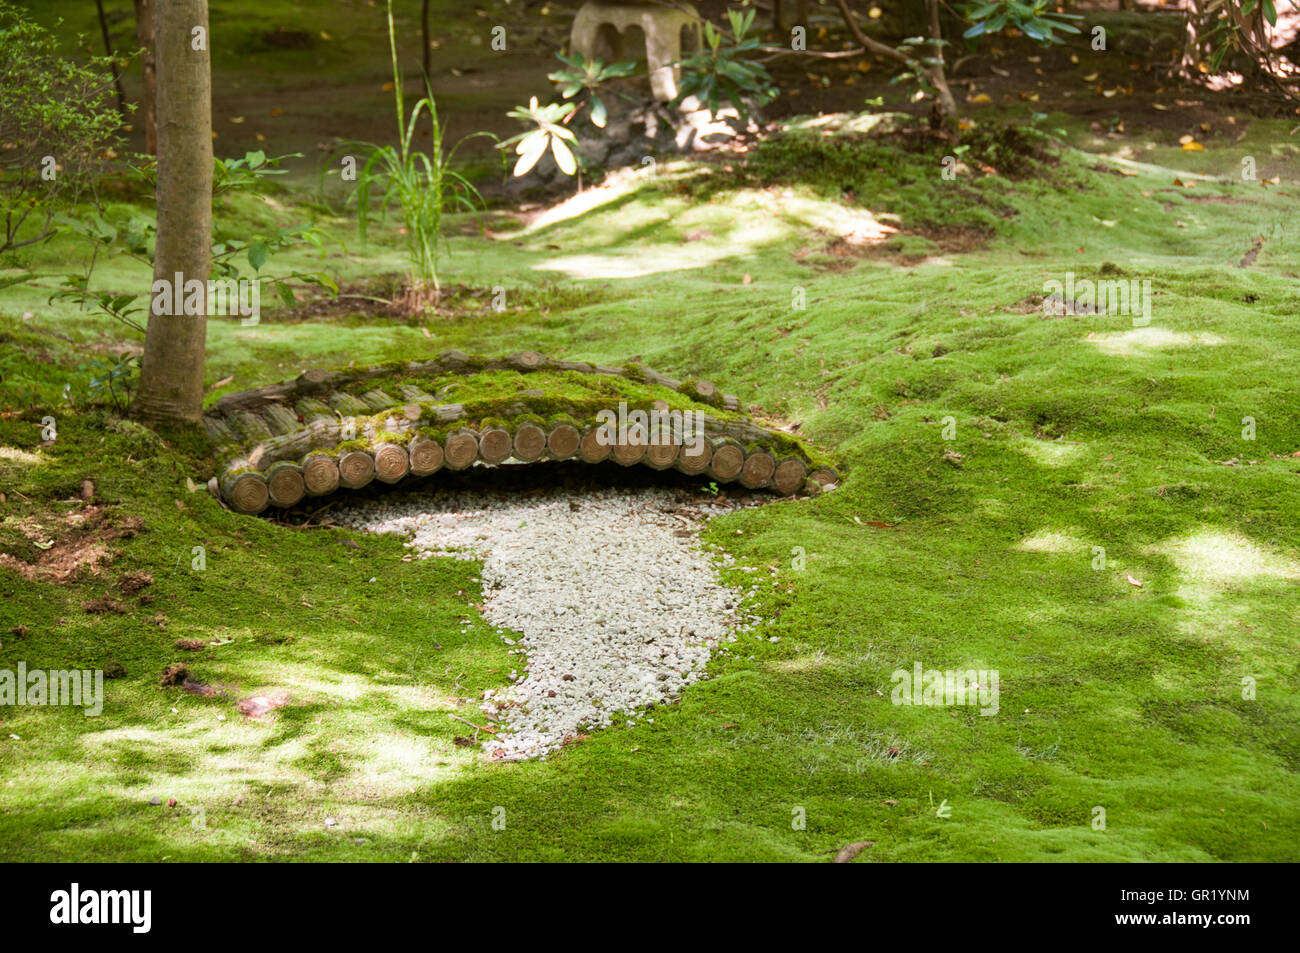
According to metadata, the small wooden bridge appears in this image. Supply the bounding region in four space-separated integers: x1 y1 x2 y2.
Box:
203 350 839 514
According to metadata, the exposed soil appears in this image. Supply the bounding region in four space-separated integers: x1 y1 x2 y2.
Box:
0 505 144 583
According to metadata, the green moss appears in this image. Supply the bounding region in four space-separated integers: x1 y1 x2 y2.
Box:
3 95 1299 862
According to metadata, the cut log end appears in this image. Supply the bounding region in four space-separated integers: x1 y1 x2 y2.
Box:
547 424 580 460
739 450 776 489
511 350 545 369
444 431 479 470
302 454 340 496
612 436 646 467
579 427 613 464
408 436 444 476
708 444 744 482
773 458 809 496
644 438 680 470
478 427 512 464
266 463 306 508
676 439 713 475
373 443 410 484
513 423 547 462
338 450 376 489
224 472 269 514
809 467 840 488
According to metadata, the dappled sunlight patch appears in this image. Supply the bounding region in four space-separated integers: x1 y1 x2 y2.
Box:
533 184 892 279
225 661 453 713
1152 529 1300 596
1015 530 1091 554
0 445 43 467
1089 327 1227 357
334 732 457 794
768 651 832 673
1013 437 1087 468
516 163 702 233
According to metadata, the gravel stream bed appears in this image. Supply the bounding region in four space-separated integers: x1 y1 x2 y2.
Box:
334 485 763 759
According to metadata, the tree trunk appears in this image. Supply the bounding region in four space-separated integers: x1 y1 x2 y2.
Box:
133 0 212 427
923 0 956 125
834 0 956 122
95 0 128 121
133 0 158 154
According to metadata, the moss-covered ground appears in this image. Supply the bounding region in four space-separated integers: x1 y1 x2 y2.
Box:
2 0 1298 862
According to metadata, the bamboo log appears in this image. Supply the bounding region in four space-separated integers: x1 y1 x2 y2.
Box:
477 425 512 464
772 457 809 496
707 439 744 482
261 402 300 436
408 435 443 476
203 415 238 449
578 426 613 463
512 422 547 462
221 469 269 514
295 397 335 426
265 460 306 507
360 389 395 411
546 423 580 460
337 450 375 489
443 429 479 470
399 383 435 403
229 410 273 447
328 392 371 415
739 450 776 489
301 451 340 495
373 442 410 483
212 366 337 416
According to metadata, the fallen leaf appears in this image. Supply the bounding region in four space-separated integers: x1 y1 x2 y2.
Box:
833 841 875 863
1126 574 1143 588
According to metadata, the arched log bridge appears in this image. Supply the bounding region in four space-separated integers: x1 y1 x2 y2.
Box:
203 350 841 515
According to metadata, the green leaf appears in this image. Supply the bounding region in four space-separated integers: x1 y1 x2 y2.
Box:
590 95 607 129
248 241 269 271
513 132 549 176
551 136 577 176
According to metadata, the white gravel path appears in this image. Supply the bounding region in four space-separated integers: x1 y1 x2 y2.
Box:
334 486 763 759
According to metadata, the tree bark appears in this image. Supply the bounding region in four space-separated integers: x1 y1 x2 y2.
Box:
133 0 212 426
95 0 128 121
133 0 158 154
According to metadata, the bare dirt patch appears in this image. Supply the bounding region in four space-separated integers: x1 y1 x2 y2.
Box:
0 505 144 583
